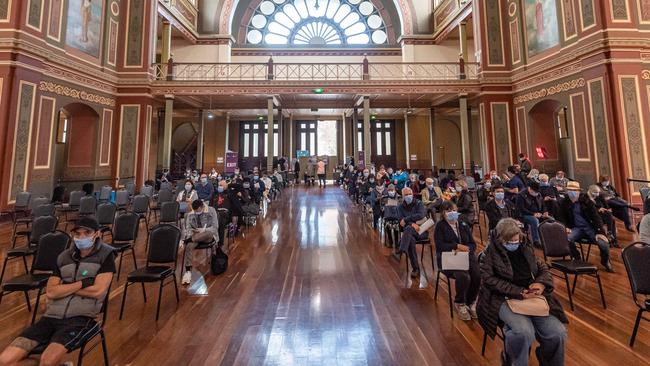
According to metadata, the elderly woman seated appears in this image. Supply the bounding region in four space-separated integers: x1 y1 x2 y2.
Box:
395 187 428 278
477 218 568 366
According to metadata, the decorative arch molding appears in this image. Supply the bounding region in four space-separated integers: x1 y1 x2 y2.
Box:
219 0 414 38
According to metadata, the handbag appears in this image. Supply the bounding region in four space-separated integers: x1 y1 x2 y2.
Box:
441 251 469 271
192 230 213 243
211 246 228 275
506 295 550 317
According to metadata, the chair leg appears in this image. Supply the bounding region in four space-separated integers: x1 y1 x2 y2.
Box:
446 277 453 319
141 283 147 303
0 257 9 284
131 247 138 269
481 331 488 356
21 256 29 274
100 329 109 366
116 253 124 280
23 291 31 312
77 341 86 366
155 279 164 321
595 273 607 309
564 273 574 311
571 274 579 294
31 288 42 324
173 274 180 303
434 271 441 300
630 309 644 347
419 245 427 279
586 244 592 262
119 282 129 320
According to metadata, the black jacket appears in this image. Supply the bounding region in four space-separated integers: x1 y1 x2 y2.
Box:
433 220 475 267
396 199 426 224
556 194 606 235
515 190 545 217
454 190 475 224
477 238 568 339
485 199 517 230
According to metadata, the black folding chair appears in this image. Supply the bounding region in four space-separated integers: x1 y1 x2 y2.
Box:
57 190 84 223
65 196 97 231
114 190 130 212
132 194 150 229
96 203 117 240
147 201 179 245
119 224 181 321
11 203 55 248
621 242 650 347
539 220 606 311
0 231 70 324
98 185 112 203
107 212 140 280
150 188 174 221
0 191 31 224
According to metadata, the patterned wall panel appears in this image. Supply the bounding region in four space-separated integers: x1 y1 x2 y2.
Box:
569 93 590 161
118 105 140 178
484 0 504 66
639 0 650 22
107 19 119 66
510 19 521 64
619 77 648 191
579 0 595 29
515 107 528 156
47 0 63 41
27 0 42 29
0 0 8 20
611 0 629 21
125 0 145 67
100 109 113 166
587 79 612 177
561 0 577 39
9 82 36 201
491 103 511 172
34 96 56 168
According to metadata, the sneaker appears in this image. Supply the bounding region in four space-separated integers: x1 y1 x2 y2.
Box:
454 303 471 321
469 302 478 319
182 271 192 285
603 261 615 273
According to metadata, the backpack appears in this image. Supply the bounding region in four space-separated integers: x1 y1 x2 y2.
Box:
211 247 228 275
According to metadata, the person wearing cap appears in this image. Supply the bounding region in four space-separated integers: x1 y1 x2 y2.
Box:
516 180 550 247
0 217 115 365
557 181 614 272
181 199 219 285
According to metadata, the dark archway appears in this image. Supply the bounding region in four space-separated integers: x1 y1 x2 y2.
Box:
171 122 199 177
54 103 101 184
527 99 564 172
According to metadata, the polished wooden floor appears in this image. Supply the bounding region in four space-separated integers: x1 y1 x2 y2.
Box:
0 186 649 365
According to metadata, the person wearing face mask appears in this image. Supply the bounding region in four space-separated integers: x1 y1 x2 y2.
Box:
360 172 376 202
421 177 443 217
406 174 421 196
382 184 402 248
392 169 408 191
386 167 394 181
317 159 326 186
395 187 428 278
516 181 550 247
293 159 301 184
538 174 559 217
477 218 567 366
190 170 200 183
214 180 242 248
177 179 198 214
185 168 192 180
597 175 639 232
440 169 456 191
556 182 613 272
587 184 618 247
518 153 532 177
489 170 502 185
505 165 526 199
209 168 218 180
549 171 568 191
369 183 386 229
452 180 475 225
195 173 215 203
181 199 219 285
485 185 518 230
434 201 480 320
0 217 116 366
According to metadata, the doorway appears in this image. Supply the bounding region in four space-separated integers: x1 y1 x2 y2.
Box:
238 120 279 172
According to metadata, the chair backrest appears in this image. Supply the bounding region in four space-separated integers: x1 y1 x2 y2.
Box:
140 185 154 198
147 224 181 264
82 183 94 196
30 197 50 210
157 188 174 203
29 215 58 246
79 196 97 215
640 186 650 202
465 176 476 190
112 212 139 241
132 194 149 214
160 181 173 192
115 190 130 206
32 231 71 272
99 186 113 200
160 201 179 223
51 186 65 203
96 203 117 225
14 191 31 208
538 220 572 259
125 182 136 196
622 242 650 296
68 190 85 207
32 203 56 218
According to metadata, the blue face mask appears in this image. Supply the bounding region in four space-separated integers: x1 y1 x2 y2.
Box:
568 191 580 201
446 211 459 221
217 186 225 193
404 195 413 204
388 191 396 197
540 182 549 186
495 192 505 201
254 176 259 180
74 236 94 250
504 242 520 252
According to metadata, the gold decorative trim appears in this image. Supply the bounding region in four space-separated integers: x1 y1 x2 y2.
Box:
642 70 650 79
514 78 586 105
38 81 116 107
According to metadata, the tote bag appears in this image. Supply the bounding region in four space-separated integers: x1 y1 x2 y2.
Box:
441 251 469 271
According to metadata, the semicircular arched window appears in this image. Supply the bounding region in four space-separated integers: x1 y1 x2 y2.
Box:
246 0 388 46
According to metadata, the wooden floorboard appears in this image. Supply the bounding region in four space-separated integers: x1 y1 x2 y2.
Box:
0 186 648 365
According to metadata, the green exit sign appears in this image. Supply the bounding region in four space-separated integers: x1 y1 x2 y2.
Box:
312 88 324 94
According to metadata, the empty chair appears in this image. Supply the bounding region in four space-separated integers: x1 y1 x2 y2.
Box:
140 185 154 198
0 215 58 285
160 181 173 192
0 231 70 324
132 194 150 228
0 191 32 224
125 182 136 197
539 220 606 311
622 242 650 347
96 203 117 239
159 201 179 226
66 196 97 231
119 224 181 321
98 185 113 203
150 188 174 221
11 203 56 247
51 185 65 204
108 212 140 280
58 190 85 222
115 190 130 211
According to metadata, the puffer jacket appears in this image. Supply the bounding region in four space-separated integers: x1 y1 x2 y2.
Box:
477 238 568 339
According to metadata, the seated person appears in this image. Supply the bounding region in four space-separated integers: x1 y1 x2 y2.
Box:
453 180 475 225
587 184 618 247
369 184 387 229
0 217 115 366
504 165 526 200
181 200 220 285
383 184 402 248
177 180 199 214
516 181 550 247
195 173 215 203
396 187 427 277
392 169 409 191
359 169 375 202
488 170 502 186
477 218 567 366
440 170 456 191
485 185 517 231
640 212 650 244
539 174 560 217
549 171 569 192
209 168 219 180
421 178 443 216
597 175 638 232
476 180 492 213
407 174 421 196
214 180 242 250
434 201 480 321
556 182 613 272
239 179 260 216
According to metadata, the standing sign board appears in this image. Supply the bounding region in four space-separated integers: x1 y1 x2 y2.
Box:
357 151 365 169
225 152 238 173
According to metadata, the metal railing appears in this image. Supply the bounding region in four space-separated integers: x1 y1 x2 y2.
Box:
153 59 480 82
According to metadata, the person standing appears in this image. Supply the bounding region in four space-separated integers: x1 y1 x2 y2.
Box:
317 159 326 186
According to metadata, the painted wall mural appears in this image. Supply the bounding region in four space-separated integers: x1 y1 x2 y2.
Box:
524 0 560 56
65 0 104 57
640 0 650 22
611 0 628 21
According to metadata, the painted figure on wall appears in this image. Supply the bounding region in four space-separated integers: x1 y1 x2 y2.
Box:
525 0 559 56
65 0 104 57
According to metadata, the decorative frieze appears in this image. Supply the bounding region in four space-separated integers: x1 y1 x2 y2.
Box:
514 78 585 104
39 81 116 107
642 70 650 80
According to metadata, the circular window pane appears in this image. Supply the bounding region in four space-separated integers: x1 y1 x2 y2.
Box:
367 14 382 29
371 29 387 44
265 33 288 44
347 33 369 44
359 1 373 16
252 14 267 29
344 22 366 36
272 0 285 3
247 29 263 44
260 1 276 15
349 0 361 4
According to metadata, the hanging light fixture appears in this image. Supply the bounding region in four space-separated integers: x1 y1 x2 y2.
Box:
206 95 214 119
